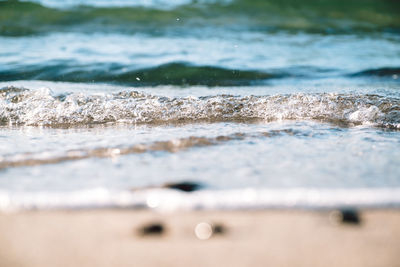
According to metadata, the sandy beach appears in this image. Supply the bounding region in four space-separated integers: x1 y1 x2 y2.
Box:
2 1 400 267
0 209 399 267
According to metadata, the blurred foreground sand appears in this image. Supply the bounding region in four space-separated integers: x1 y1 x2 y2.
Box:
0 209 399 267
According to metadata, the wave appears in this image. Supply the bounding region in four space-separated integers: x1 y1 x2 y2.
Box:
1 86 400 128
0 63 281 86
1 0 400 36
2 62 399 87
350 67 400 78
18 0 227 9
1 187 400 211
0 130 307 169
0 133 243 169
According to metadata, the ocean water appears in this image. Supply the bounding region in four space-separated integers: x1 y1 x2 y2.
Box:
1 0 400 210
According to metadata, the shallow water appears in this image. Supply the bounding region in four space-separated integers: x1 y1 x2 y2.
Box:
0 0 400 210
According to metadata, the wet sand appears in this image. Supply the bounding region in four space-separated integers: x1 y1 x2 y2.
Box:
0 209 399 267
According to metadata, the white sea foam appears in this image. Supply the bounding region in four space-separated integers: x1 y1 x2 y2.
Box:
1 187 400 211
1 87 399 128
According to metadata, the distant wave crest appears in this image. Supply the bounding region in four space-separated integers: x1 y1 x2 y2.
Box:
1 0 400 36
0 63 280 86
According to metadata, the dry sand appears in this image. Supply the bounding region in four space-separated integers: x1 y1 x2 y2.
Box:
0 209 399 267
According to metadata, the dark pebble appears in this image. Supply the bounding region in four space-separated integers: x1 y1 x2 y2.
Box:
212 224 226 234
162 181 203 192
330 209 361 225
340 209 361 224
138 222 165 236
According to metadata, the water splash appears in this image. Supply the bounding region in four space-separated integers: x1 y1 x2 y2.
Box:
1 87 399 128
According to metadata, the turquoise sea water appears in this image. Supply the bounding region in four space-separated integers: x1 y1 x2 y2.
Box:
0 0 400 210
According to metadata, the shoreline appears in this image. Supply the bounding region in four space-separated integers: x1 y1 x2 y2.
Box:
1 209 399 267
3 187 400 211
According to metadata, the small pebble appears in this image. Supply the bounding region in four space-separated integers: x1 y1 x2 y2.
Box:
213 224 226 234
162 181 203 192
329 209 361 225
195 222 213 240
138 222 165 236
194 222 226 240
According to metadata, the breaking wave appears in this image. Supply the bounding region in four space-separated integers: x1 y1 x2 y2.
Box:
1 86 399 128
